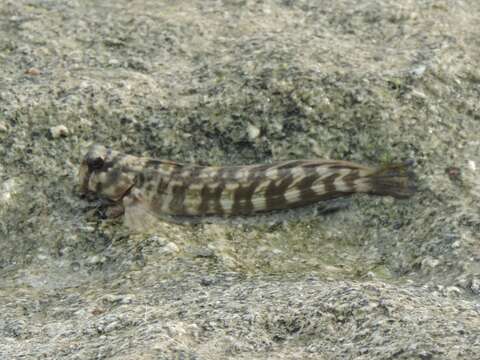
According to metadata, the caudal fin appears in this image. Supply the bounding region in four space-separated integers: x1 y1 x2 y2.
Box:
367 160 416 199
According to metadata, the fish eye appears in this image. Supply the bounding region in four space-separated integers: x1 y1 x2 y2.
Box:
87 156 104 170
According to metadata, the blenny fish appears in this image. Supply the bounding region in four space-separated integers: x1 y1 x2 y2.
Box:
79 144 415 225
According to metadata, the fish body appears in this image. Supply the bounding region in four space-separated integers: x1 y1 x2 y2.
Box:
79 144 415 219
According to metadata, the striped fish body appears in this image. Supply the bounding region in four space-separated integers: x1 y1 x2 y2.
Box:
79 145 415 218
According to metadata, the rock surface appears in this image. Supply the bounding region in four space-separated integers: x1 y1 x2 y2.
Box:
1 0 480 359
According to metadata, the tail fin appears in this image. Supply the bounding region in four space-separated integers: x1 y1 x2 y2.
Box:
367 160 416 199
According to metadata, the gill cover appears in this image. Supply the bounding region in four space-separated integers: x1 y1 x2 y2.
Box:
79 144 136 202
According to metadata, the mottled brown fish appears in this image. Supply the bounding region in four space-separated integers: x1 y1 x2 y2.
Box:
79 144 415 222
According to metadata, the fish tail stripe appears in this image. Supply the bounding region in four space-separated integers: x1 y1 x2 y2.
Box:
341 169 360 192
264 172 295 211
294 173 321 204
198 183 225 215
323 172 341 195
168 182 187 214
230 183 255 214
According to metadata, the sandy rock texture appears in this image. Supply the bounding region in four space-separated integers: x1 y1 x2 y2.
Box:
1 0 480 358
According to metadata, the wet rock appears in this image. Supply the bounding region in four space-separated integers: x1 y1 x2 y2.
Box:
49 125 69 138
2 0 480 359
191 246 215 258
101 294 134 305
470 278 480 295
421 257 440 271
87 255 106 265
0 178 17 204
25 67 41 76
158 242 179 255
247 123 261 140
146 235 168 247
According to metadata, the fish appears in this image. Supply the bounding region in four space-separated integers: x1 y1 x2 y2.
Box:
78 144 415 225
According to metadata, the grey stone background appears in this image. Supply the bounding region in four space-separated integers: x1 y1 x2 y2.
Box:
1 0 479 358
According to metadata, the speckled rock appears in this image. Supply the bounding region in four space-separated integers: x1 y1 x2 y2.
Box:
49 124 70 139
1 0 480 359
